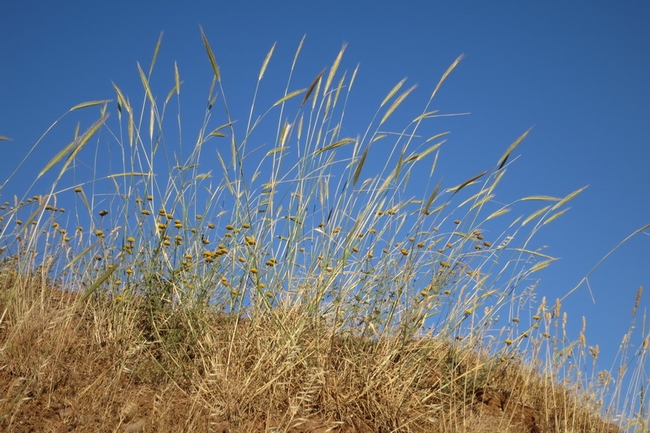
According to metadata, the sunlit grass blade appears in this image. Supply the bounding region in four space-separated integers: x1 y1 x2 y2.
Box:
302 70 324 106
128 110 134 147
551 186 587 210
323 93 333 120
378 170 396 194
106 172 151 179
148 32 163 76
291 35 305 70
207 77 218 109
165 85 178 105
195 172 212 180
175 61 181 94
522 205 551 226
81 263 121 302
314 138 356 154
70 100 111 111
73 123 80 139
423 180 442 214
76 187 91 213
16 203 43 237
486 207 511 220
393 150 405 180
543 208 570 225
553 341 580 362
380 85 417 126
137 63 156 108
497 127 532 170
405 139 446 163
324 43 346 96
511 248 556 259
38 114 109 180
430 54 463 100
448 171 488 196
352 146 369 188
521 195 560 201
209 121 237 137
279 121 292 147
165 62 182 104
64 117 109 179
427 202 448 216
381 78 407 108
272 89 305 107
429 147 440 177
333 72 346 107
485 167 506 195
297 115 303 139
258 42 276 81
62 243 99 273
266 147 289 156
149 105 154 142
426 131 450 143
349 64 359 92
413 110 439 123
469 194 495 210
200 26 220 81
112 82 132 126
112 82 128 110
215 151 233 195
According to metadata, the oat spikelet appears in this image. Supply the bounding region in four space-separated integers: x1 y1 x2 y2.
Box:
324 43 346 96
200 26 220 81
380 85 417 126
380 78 407 108
258 42 276 81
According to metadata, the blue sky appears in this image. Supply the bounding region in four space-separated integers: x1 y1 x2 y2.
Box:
2 0 649 405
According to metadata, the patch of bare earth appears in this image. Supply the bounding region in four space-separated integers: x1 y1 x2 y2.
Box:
0 270 621 432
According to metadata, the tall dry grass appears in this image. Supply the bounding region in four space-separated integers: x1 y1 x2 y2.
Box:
0 31 647 432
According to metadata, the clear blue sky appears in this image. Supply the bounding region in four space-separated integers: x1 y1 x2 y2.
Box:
2 0 649 399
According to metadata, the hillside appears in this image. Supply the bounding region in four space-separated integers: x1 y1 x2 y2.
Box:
0 265 621 432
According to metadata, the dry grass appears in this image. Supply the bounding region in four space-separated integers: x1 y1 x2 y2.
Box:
0 267 622 432
0 31 645 432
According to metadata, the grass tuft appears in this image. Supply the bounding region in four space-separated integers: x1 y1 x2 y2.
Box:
0 34 645 432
